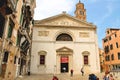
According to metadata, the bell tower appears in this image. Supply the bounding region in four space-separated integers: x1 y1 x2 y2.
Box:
74 0 86 21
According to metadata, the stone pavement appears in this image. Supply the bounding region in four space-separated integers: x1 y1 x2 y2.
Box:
15 72 120 80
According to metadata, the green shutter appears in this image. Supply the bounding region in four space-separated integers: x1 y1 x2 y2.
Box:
19 13 23 25
7 19 14 38
16 33 20 46
7 25 13 38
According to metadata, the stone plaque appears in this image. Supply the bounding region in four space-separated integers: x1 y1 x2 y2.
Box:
38 31 49 36
79 32 89 38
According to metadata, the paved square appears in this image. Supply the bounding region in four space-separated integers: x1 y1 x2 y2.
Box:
15 73 120 80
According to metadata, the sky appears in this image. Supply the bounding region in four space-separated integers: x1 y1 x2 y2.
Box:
34 0 120 48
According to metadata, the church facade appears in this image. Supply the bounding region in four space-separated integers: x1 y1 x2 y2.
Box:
31 1 100 74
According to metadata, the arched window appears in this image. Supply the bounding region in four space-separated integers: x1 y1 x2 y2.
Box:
56 33 73 41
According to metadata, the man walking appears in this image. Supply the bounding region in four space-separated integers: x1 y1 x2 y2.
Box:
81 67 84 76
70 69 74 77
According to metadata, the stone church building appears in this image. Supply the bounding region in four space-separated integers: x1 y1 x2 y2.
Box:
31 1 100 74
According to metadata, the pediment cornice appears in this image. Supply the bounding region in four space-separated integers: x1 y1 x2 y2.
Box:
34 13 96 29
56 46 73 52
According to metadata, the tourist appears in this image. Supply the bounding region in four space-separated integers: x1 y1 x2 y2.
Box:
70 69 74 76
109 74 114 80
52 76 58 80
81 67 84 76
89 74 97 80
103 71 110 80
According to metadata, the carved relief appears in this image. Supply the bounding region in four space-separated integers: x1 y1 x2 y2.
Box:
38 19 81 26
79 32 89 38
38 31 49 36
50 20 80 26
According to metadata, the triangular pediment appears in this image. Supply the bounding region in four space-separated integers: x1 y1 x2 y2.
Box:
56 47 73 52
35 13 96 28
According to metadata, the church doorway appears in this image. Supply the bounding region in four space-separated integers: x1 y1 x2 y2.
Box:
60 56 69 73
56 47 73 74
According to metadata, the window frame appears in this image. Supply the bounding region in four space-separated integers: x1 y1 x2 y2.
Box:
111 54 114 60
3 51 9 63
118 52 120 60
7 18 14 38
38 51 47 66
82 51 90 66
115 34 117 37
40 55 45 65
83 55 88 65
110 44 113 50
116 42 119 48
109 36 111 40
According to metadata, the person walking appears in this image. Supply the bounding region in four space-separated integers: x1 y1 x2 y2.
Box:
52 76 58 80
89 74 97 80
109 74 114 80
70 69 74 77
81 67 84 76
103 71 110 80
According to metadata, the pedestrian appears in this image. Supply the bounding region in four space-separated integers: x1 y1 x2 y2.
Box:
70 69 74 76
109 74 114 80
89 74 97 80
52 76 58 80
81 67 84 76
103 71 110 80
96 77 99 80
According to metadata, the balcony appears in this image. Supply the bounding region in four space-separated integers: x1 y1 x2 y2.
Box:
20 39 30 55
18 27 31 43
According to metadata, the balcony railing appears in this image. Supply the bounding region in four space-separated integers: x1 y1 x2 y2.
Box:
110 69 120 79
18 27 31 43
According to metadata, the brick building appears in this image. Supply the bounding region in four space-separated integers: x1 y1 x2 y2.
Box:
102 28 120 72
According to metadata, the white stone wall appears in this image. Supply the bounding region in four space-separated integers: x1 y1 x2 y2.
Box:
31 16 100 74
